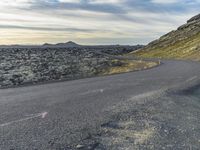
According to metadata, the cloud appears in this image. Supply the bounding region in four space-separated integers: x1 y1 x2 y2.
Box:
29 0 126 14
150 0 200 5
87 0 122 4
0 24 97 32
151 0 180 4
0 0 199 45
58 0 80 3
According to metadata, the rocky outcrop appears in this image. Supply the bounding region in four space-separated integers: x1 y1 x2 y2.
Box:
187 13 200 23
133 13 200 60
0 45 142 88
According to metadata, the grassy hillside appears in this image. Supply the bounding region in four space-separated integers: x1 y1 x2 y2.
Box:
130 14 200 61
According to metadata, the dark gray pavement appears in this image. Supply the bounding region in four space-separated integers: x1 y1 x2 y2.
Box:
1 60 200 149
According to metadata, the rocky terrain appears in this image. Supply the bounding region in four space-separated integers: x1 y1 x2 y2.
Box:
0 44 150 88
132 13 200 60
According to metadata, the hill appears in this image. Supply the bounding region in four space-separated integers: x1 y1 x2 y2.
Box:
43 41 80 47
56 41 80 47
131 13 200 61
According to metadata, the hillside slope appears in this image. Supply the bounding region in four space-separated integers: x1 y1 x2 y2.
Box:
132 14 200 61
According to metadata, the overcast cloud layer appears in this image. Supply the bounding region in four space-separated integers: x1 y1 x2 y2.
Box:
0 0 199 45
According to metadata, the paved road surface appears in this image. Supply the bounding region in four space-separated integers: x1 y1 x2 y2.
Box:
1 60 200 149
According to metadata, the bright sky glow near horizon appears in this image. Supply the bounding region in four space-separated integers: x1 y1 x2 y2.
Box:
0 0 199 45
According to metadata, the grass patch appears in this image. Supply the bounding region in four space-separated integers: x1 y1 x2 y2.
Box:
101 60 159 75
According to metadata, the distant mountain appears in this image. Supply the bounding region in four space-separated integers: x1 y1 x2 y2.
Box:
43 43 52 47
132 13 200 61
42 41 80 47
56 41 80 47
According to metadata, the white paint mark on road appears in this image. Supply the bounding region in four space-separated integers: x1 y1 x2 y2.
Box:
79 89 104 95
105 89 167 113
41 112 48 118
186 76 198 82
129 90 165 101
100 89 104 93
0 112 48 127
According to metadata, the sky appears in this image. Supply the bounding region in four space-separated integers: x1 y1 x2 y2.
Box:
0 0 199 45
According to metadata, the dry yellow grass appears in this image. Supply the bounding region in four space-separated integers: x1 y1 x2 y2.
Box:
101 120 156 146
102 60 159 75
131 32 200 61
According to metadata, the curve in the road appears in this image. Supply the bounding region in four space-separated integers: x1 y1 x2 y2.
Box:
0 60 200 149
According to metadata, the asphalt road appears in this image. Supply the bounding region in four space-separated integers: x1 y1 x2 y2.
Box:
1 60 200 150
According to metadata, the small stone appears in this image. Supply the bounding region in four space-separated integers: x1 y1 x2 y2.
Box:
76 144 84 149
164 129 168 133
